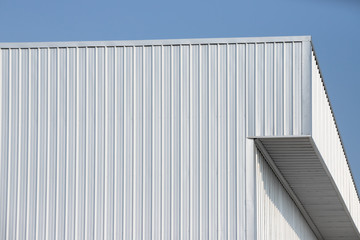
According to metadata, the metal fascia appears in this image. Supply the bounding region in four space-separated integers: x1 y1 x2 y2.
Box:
301 41 312 135
0 36 312 49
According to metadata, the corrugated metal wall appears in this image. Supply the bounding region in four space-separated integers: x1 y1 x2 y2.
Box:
0 38 312 240
245 41 308 137
256 149 317 240
312 53 360 230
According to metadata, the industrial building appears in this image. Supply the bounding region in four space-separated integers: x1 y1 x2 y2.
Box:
0 36 359 239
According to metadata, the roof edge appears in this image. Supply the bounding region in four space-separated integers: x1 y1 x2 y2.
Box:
311 43 360 202
0 35 311 48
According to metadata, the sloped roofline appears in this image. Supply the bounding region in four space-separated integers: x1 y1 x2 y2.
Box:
311 42 360 201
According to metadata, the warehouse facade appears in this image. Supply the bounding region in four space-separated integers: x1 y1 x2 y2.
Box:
0 36 359 239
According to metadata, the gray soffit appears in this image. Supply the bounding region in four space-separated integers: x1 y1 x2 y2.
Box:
250 136 360 240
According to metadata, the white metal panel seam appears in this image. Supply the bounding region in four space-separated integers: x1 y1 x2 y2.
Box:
0 47 4 240
6 49 14 240
245 42 257 240
0 48 3 239
25 47 31 240
16 47 22 240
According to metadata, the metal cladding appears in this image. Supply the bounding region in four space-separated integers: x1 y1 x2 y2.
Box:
0 36 358 240
312 53 360 234
256 148 318 240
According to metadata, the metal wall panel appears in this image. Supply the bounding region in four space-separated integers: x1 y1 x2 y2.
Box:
247 41 307 137
312 52 360 231
0 37 312 240
256 149 318 240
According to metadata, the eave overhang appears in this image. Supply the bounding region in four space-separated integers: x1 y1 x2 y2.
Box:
249 136 360 240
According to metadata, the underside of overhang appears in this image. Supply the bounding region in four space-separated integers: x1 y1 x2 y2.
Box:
252 136 360 240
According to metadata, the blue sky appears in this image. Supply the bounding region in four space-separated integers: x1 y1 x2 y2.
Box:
1 0 360 188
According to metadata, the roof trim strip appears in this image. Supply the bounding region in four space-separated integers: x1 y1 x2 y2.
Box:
0 36 311 48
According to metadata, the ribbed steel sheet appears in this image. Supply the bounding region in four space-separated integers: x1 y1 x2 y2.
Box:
0 36 343 240
256 148 317 240
312 52 360 232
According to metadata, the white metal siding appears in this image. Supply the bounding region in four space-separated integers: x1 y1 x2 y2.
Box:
312 52 360 231
256 149 318 240
0 37 312 240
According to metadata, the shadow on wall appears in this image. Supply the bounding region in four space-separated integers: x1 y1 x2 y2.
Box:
256 150 317 240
